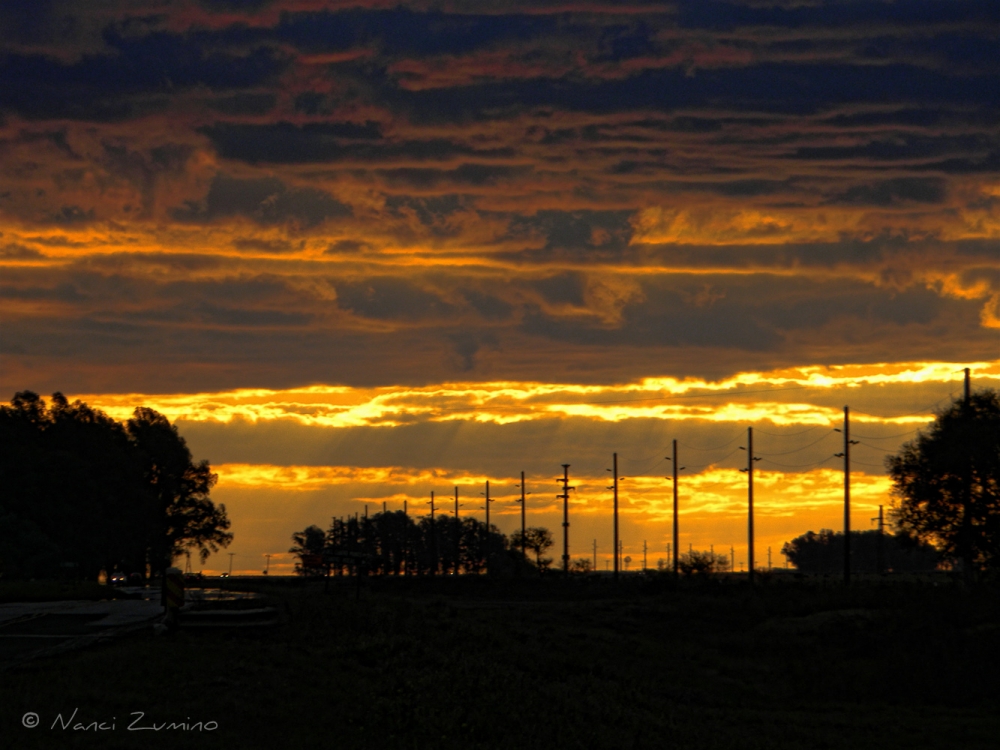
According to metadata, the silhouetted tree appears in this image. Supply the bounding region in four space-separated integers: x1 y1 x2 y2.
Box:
512 526 554 571
0 392 231 581
290 525 328 576
678 550 729 577
886 390 1000 576
127 407 232 577
297 511 525 577
781 529 938 574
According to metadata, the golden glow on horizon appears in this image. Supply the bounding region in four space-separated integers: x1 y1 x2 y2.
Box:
73 360 998 428
214 463 894 521
207 465 897 575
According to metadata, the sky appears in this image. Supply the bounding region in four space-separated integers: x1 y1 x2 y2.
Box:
1 0 998 574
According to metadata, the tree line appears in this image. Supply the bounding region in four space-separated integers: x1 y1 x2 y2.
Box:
781 529 938 574
290 513 555 577
0 391 232 581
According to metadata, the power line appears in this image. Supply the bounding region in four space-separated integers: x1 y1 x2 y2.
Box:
683 446 744 470
627 453 669 477
753 424 830 437
851 458 888 468
757 430 837 456
856 441 895 452
851 429 919 440
678 429 746 452
758 455 839 469
850 391 957 420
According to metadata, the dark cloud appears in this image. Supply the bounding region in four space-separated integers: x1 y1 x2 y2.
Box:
172 173 351 227
384 194 467 234
0 243 43 260
268 8 560 57
325 239 371 254
206 93 277 115
199 0 274 12
0 33 288 120
49 205 95 225
676 0 1000 32
530 273 587 307
826 177 947 206
505 210 634 259
462 290 513 321
2 0 998 396
791 134 995 162
376 163 534 190
101 142 194 214
199 122 515 165
448 331 500 372
702 180 791 197
336 278 455 321
231 238 300 253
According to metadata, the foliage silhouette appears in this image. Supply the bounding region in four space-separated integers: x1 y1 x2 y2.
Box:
886 389 1000 576
781 529 938 574
509 526 553 572
290 512 539 576
0 391 231 580
678 550 730 577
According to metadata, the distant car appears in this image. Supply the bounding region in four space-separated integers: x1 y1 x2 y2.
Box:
220 572 230 578
110 574 127 585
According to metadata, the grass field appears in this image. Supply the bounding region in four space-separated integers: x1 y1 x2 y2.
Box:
3 574 999 750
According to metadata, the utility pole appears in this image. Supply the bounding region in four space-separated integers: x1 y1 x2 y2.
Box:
383 501 386 513
517 471 527 559
963 367 972 581
365 504 368 520
557 465 574 576
593 539 597 571
454 486 459 518
402 500 409 577
835 406 858 585
227 552 235 576
264 554 271 575
484 480 492 530
429 491 436 576
668 440 684 575
730 546 734 573
480 480 495 575
872 505 884 574
740 427 761 583
643 540 647 571
607 453 619 582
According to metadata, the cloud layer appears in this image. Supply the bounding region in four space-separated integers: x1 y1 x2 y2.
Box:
2 1 997 571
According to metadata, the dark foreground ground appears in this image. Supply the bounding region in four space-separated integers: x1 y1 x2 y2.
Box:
2 574 999 750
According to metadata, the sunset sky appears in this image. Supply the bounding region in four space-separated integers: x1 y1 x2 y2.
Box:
1 0 998 574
